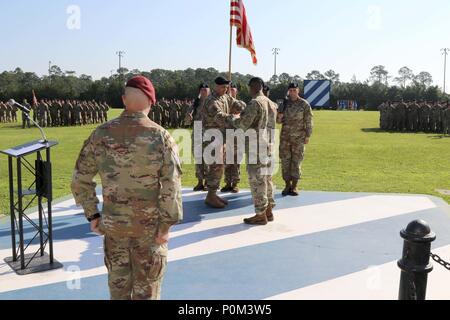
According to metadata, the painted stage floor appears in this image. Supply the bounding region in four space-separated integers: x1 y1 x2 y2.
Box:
0 189 450 300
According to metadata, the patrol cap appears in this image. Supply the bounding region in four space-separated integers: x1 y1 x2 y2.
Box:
198 83 209 90
263 84 271 92
215 76 231 85
288 83 299 89
126 76 156 104
230 82 237 89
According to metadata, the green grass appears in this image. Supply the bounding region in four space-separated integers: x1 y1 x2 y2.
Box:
0 110 449 216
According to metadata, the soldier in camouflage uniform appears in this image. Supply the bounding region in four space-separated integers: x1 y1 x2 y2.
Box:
22 99 31 128
444 103 450 135
71 76 182 300
0 101 6 123
188 83 210 192
225 77 276 225
407 101 420 132
277 83 313 196
222 82 246 194
202 76 242 209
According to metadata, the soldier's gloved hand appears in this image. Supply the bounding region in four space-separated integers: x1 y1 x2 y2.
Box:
304 137 310 145
90 218 104 236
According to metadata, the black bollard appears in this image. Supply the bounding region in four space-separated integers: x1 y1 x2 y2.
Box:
397 219 436 300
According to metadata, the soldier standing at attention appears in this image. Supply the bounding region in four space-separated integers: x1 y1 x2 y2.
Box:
226 77 276 225
222 82 246 194
277 83 313 197
188 83 210 192
22 99 31 128
71 75 183 300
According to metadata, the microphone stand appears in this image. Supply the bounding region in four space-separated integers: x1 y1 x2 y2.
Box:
11 100 48 143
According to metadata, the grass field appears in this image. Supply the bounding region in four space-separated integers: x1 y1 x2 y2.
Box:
0 109 449 215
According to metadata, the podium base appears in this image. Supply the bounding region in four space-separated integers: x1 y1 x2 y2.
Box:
4 253 63 275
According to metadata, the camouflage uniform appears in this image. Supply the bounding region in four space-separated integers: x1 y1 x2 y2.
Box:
71 111 183 300
0 102 5 123
278 97 313 185
191 97 208 184
224 96 246 189
202 92 237 193
226 91 276 214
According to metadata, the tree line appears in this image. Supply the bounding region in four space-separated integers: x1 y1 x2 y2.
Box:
0 65 447 110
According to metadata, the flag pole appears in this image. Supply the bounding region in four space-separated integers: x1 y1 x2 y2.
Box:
228 24 233 81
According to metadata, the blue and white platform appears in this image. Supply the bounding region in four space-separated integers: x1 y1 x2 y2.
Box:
1 189 450 300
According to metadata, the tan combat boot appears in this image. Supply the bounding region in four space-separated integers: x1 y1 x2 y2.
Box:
230 183 239 194
205 191 225 208
217 194 229 205
290 180 300 196
282 180 291 197
266 205 274 222
244 211 268 225
220 184 233 193
193 180 205 192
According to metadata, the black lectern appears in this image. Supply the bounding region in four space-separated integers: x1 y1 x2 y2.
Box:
0 140 63 275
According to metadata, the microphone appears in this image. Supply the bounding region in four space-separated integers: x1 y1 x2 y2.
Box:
8 99 47 143
8 99 31 114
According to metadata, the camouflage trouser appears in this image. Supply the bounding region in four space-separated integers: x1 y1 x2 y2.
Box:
103 235 167 300
205 142 224 192
280 133 306 182
192 132 206 181
224 140 241 185
38 114 47 127
247 163 275 214
22 113 30 128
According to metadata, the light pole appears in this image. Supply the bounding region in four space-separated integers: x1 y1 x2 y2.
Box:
442 48 449 94
272 48 280 77
116 51 125 73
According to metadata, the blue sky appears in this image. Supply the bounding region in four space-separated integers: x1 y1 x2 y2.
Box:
0 0 449 87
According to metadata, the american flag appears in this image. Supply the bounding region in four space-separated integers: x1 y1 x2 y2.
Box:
230 0 258 65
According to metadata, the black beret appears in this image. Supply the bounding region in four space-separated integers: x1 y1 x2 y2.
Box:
288 83 299 89
263 85 270 91
215 76 231 85
199 83 209 90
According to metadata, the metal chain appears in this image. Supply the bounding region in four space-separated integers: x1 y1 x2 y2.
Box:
430 252 450 271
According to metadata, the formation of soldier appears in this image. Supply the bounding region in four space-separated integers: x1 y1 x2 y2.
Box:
0 101 18 123
2 99 110 129
378 100 450 135
148 98 194 129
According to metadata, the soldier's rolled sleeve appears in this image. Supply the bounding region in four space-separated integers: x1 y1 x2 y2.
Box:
158 135 183 233
71 133 100 221
304 105 314 137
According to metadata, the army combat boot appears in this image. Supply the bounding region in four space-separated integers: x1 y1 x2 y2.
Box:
193 180 205 192
244 212 268 225
289 180 300 196
221 184 233 193
205 191 225 209
230 183 239 194
282 180 291 197
266 205 275 222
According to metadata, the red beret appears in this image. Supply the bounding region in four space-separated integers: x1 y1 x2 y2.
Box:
126 76 156 105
